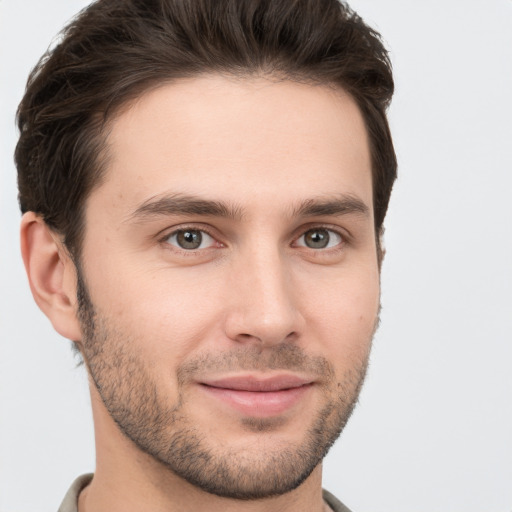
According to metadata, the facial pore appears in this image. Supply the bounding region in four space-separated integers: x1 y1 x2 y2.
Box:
77 266 372 499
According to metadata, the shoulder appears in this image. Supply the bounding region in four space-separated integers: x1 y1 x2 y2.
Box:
57 474 93 512
323 488 354 512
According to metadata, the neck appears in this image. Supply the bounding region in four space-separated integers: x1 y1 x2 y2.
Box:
81 387 329 512
79 466 327 512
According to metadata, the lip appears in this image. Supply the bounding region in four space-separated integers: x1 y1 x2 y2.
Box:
199 374 314 417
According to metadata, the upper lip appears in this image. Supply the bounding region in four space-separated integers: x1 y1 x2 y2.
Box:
200 374 313 392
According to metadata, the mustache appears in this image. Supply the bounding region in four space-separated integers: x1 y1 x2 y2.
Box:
177 343 335 383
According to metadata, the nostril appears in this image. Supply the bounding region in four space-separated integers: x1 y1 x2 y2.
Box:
234 330 298 346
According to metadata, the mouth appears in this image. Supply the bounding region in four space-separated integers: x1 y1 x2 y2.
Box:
198 375 314 417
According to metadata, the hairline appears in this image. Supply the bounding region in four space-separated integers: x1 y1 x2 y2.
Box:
69 71 380 261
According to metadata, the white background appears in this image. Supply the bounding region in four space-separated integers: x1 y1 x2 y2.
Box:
1 1 511 511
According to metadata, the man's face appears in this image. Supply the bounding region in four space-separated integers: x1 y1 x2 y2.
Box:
77 76 380 498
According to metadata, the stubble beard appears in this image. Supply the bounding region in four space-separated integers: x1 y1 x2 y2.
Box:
76 268 372 500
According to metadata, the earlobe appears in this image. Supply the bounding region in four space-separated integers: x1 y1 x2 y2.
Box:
20 212 82 341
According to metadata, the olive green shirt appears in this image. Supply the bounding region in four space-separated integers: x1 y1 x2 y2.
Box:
58 474 353 512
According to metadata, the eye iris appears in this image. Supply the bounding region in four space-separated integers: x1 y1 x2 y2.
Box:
176 230 202 249
305 229 329 249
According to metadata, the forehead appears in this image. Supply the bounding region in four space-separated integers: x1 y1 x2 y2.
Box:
90 75 372 219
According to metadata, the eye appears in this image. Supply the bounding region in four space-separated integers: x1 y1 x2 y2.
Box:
295 228 343 249
165 229 217 250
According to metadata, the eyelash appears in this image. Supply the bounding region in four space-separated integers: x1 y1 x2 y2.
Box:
159 224 347 254
159 225 221 254
293 227 344 251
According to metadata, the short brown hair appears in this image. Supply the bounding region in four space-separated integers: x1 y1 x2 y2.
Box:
16 0 396 258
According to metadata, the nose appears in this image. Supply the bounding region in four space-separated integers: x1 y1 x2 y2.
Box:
223 247 304 348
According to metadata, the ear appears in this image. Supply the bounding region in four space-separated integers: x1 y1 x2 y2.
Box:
20 212 82 341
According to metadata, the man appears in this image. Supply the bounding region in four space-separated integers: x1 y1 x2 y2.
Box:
15 0 396 510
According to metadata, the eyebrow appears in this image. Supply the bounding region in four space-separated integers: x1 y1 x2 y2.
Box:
127 193 244 222
291 195 369 218
127 192 369 223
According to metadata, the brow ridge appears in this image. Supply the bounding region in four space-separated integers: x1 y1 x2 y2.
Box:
128 193 245 222
127 192 369 223
291 194 369 218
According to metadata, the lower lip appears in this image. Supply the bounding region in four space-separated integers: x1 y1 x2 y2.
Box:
200 384 312 417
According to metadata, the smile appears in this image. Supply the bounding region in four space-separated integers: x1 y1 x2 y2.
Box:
199 375 314 417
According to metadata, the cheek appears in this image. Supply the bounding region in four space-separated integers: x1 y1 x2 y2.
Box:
87 262 226 364
298 264 380 358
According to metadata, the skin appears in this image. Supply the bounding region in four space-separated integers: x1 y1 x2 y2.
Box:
21 75 380 512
